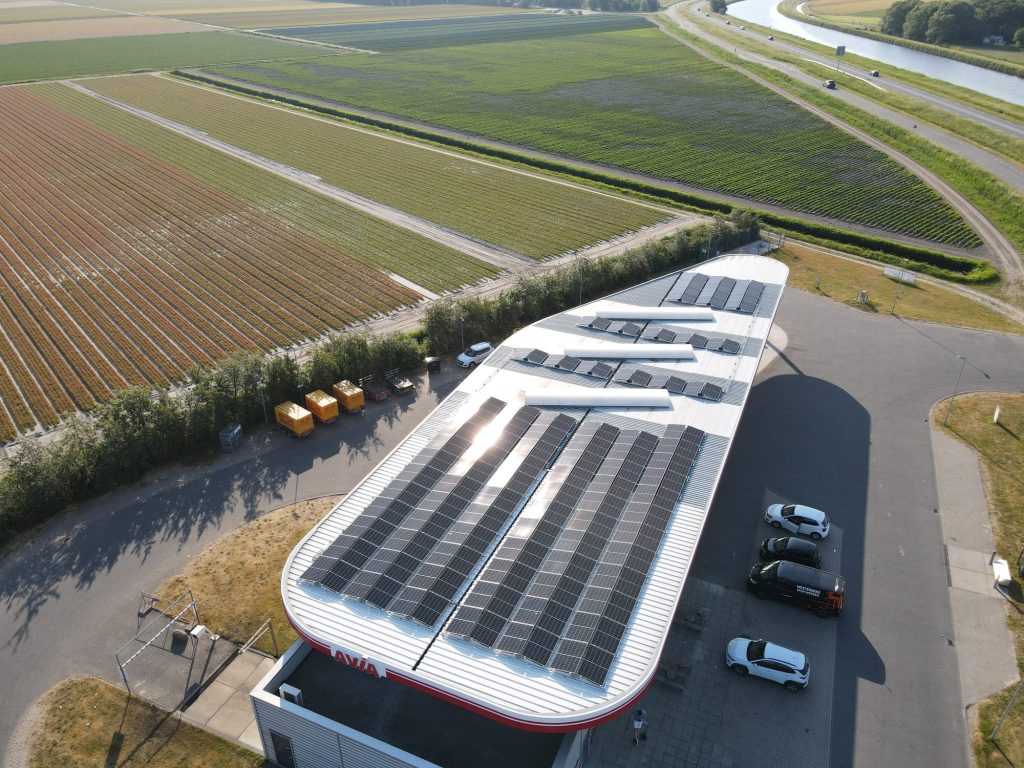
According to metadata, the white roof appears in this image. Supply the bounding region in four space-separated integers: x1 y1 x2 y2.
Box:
282 253 788 730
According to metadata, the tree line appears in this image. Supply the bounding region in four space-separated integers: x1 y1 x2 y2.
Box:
0 213 758 541
880 0 1024 47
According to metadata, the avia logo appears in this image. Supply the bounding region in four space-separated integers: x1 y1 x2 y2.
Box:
330 646 385 677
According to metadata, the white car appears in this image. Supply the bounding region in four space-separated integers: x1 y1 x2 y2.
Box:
764 503 830 540
725 638 809 691
457 341 493 369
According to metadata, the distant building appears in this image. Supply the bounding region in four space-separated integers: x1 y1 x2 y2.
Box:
250 254 788 768
982 35 1006 46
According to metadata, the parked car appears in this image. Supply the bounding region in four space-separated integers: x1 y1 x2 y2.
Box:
457 341 493 369
768 34 774 39
870 69 880 77
725 638 809 691
747 560 845 617
764 503 830 539
385 368 414 395
823 79 836 89
759 536 821 567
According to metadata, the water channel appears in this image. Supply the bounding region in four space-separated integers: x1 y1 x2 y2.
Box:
726 0 1024 105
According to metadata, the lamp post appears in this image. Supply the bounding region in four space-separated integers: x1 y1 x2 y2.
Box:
459 310 465 352
943 355 967 426
890 258 909 316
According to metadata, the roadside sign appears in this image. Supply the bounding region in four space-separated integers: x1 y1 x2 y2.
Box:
836 45 846 56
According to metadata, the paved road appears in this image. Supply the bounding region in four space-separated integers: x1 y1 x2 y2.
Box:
2 289 1023 766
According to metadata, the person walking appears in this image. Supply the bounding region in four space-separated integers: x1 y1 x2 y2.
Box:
632 708 648 745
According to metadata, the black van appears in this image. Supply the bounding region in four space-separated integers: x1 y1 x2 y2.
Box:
747 561 844 617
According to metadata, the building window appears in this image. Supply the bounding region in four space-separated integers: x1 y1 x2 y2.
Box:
270 731 296 768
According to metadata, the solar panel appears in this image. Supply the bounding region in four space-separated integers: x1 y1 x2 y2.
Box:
502 431 660 666
704 337 723 352
655 329 676 343
725 279 750 311
683 380 704 397
447 423 620 647
550 425 705 685
302 398 506 591
700 383 724 401
589 317 612 331
721 339 742 355
678 273 708 305
556 355 582 371
387 413 579 626
526 349 550 365
738 281 765 314
687 334 708 349
664 376 687 394
695 276 721 306
619 323 642 337
589 362 614 380
349 407 541 610
628 370 652 387
709 277 736 309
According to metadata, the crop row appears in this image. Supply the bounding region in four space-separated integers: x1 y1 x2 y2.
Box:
198 22 979 247
265 13 650 52
30 83 500 295
82 75 670 260
0 86 418 434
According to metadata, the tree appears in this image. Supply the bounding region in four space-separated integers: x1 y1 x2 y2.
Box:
880 0 920 35
1015 26 1024 47
903 2 939 40
926 1 978 43
709 0 727 13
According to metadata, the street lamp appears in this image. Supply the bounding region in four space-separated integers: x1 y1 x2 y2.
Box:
890 258 909 316
943 355 967 426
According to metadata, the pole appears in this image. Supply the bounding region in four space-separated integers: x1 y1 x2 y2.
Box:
992 677 1024 740
943 355 967 426
459 312 465 351
890 258 909 315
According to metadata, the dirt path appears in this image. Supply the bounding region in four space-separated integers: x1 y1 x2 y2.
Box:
662 3 1023 284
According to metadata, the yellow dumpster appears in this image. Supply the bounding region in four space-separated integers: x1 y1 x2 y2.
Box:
332 380 365 414
305 390 339 424
275 401 314 437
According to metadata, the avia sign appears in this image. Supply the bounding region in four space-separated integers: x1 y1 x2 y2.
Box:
330 645 386 678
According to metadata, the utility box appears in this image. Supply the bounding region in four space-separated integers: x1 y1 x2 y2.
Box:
305 390 339 424
275 402 314 437
219 422 242 452
332 380 365 414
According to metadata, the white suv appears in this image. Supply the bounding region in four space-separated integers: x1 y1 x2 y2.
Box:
457 341 493 369
764 503 830 540
725 638 809 691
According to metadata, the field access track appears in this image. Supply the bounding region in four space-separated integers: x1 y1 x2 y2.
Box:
83 74 670 261
0 87 418 439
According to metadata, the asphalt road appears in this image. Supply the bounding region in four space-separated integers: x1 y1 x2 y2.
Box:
1 289 1023 766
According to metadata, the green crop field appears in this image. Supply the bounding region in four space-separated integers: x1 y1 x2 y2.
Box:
263 13 648 52
0 31 313 85
30 82 498 295
200 16 979 247
83 74 670 260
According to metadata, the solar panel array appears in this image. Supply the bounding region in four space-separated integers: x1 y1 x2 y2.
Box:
615 367 726 402
578 317 743 355
669 273 764 313
512 348 616 381
447 421 705 686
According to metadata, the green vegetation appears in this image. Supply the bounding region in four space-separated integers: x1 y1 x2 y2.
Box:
159 497 336 655
0 31 314 84
265 13 649 51
934 394 1024 768
29 677 262 768
880 0 1023 50
197 17 979 246
773 242 1020 332
0 215 756 539
31 82 498 294
85 74 668 260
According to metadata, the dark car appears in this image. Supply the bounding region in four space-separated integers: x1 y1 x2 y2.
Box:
759 537 821 568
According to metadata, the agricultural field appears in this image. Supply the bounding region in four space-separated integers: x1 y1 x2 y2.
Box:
30 81 499 294
0 2 120 24
0 30 313 84
0 85 421 440
171 4 527 31
0 15 200 44
805 0 890 24
83 74 671 259
202 14 980 247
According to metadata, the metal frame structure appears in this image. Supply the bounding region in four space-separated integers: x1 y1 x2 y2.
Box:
114 590 199 694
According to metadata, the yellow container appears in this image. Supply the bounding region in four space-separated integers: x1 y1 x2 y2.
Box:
305 390 339 424
275 401 314 437
332 380 365 414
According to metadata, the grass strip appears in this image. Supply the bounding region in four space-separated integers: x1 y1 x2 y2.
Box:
29 676 262 768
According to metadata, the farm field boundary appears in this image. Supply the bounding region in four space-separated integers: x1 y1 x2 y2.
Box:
171 4 529 30
173 69 996 284
0 15 201 45
193 15 979 247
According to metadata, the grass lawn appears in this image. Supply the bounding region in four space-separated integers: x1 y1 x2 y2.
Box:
771 243 1023 334
28 677 263 768
934 394 1024 767
157 496 338 656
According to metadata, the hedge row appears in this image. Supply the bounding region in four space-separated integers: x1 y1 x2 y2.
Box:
0 215 758 541
172 71 996 284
